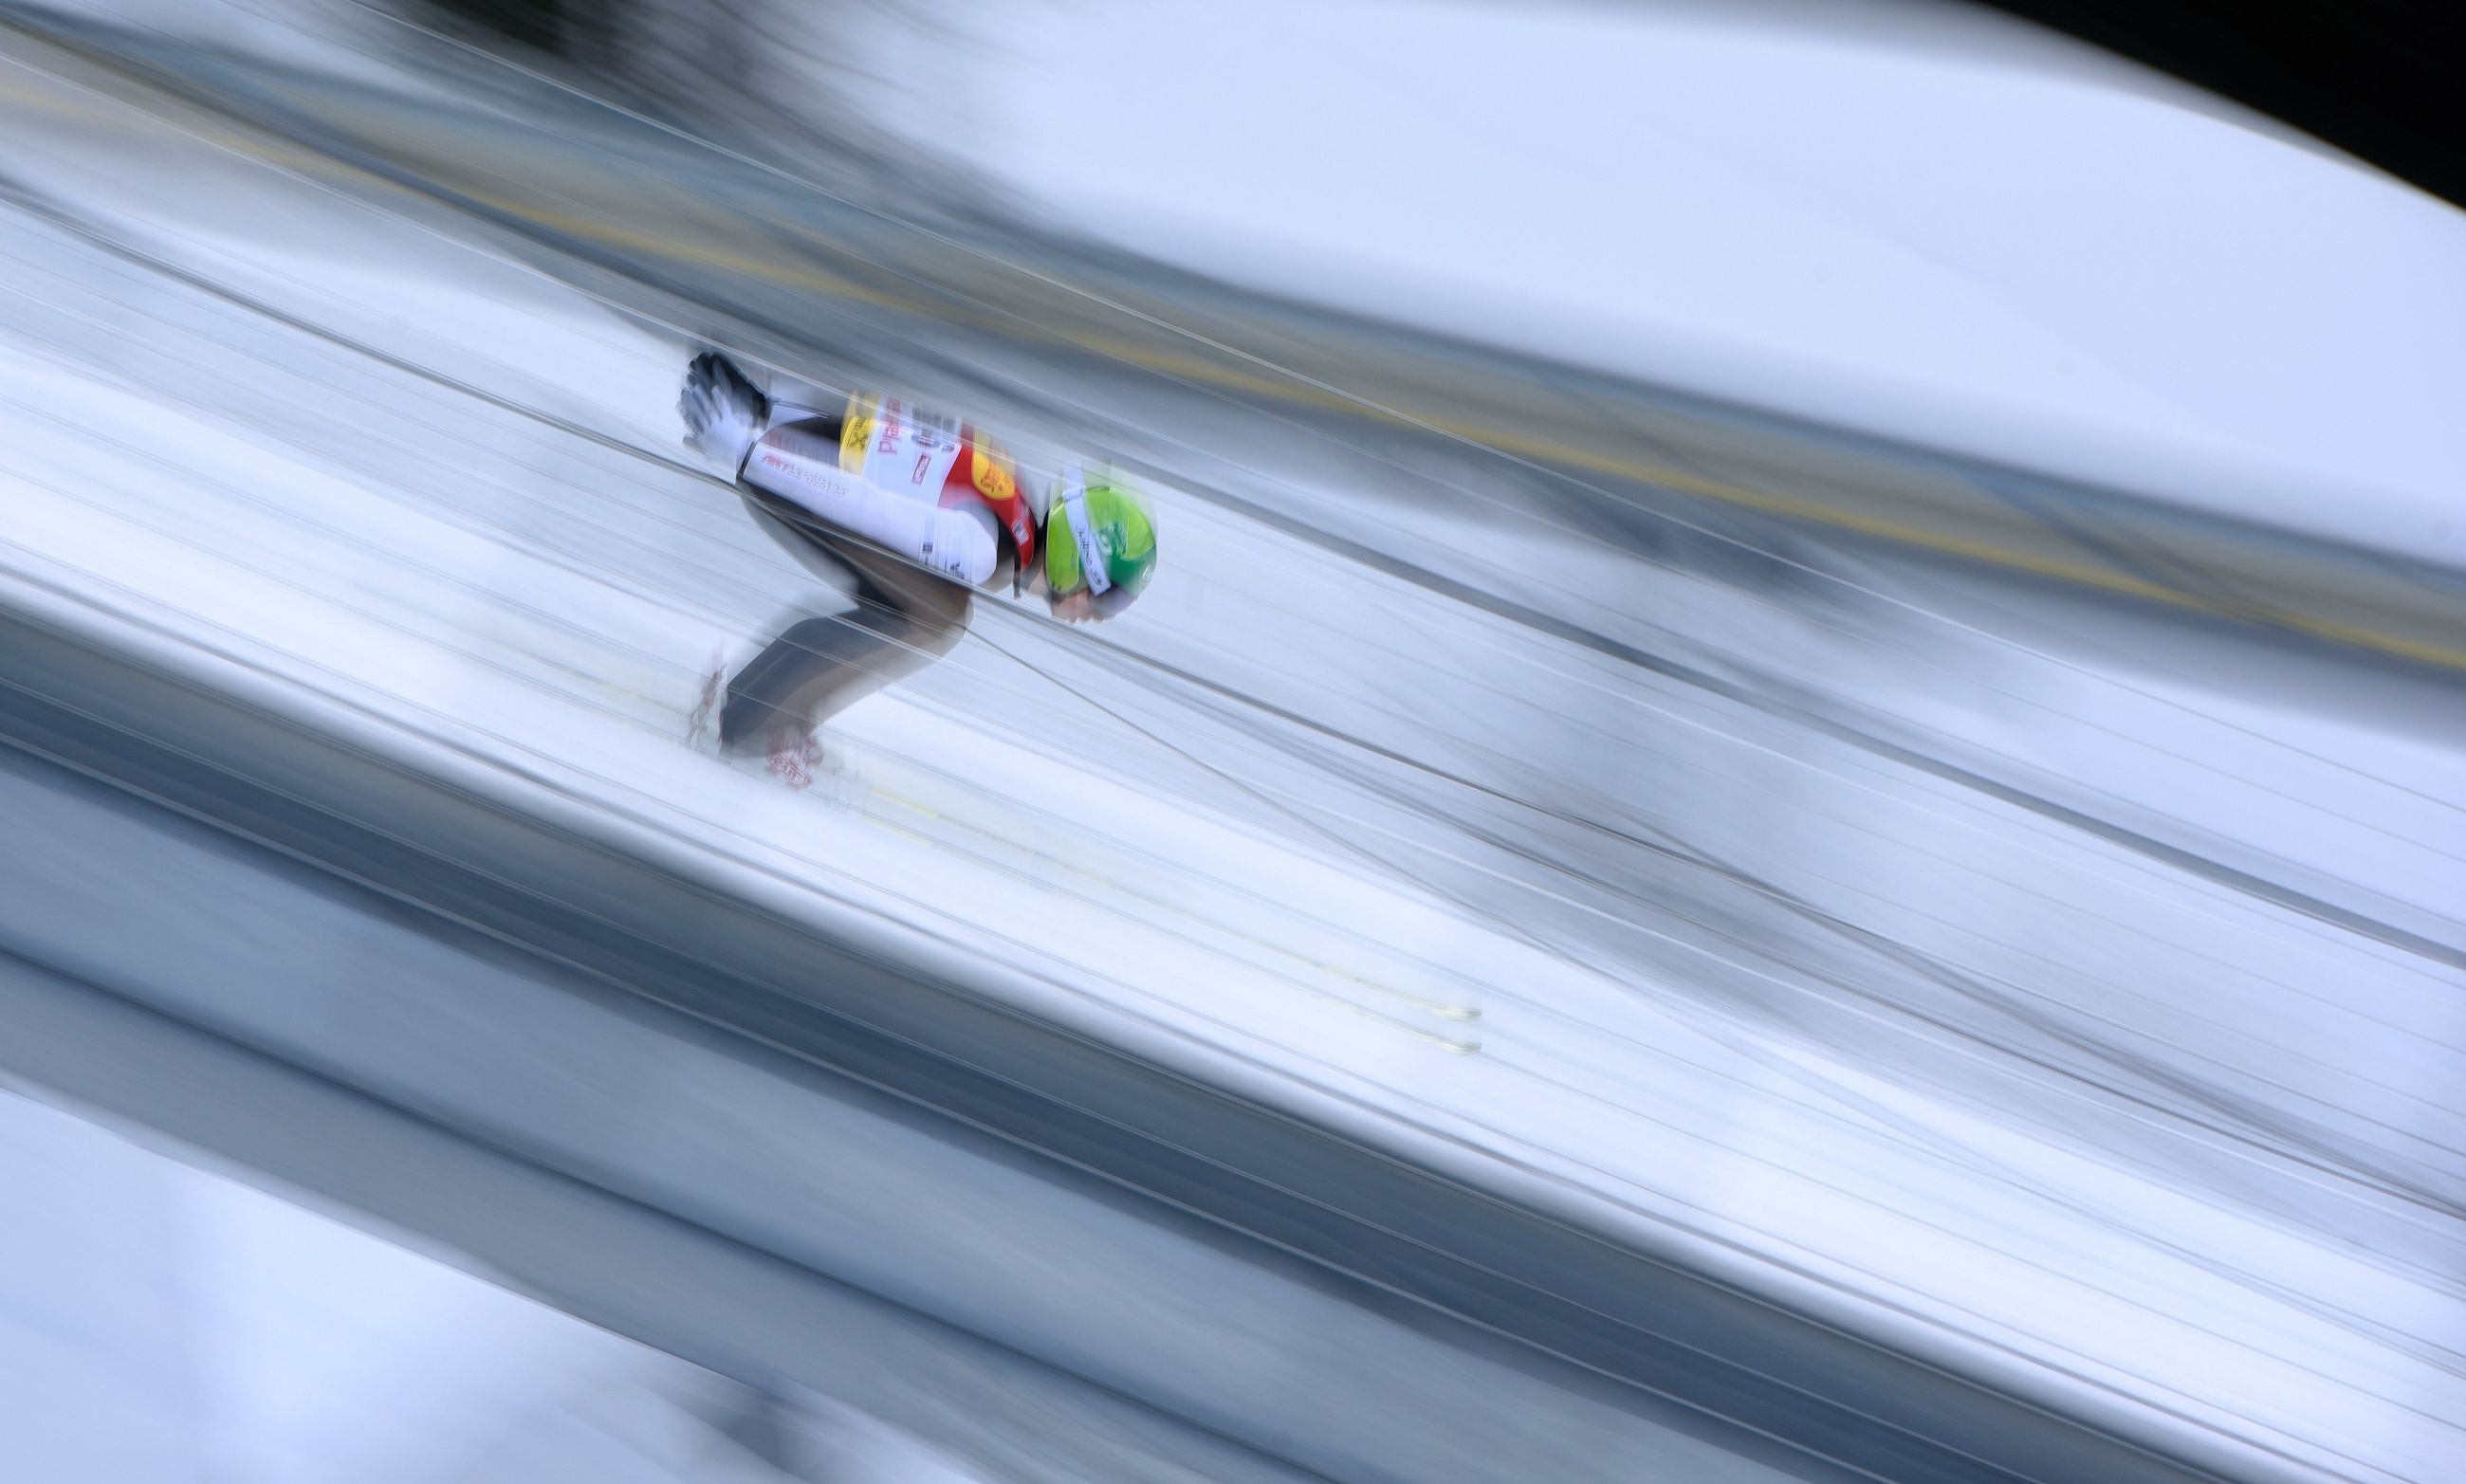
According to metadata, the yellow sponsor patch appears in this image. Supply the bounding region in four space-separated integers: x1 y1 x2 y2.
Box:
839 392 878 474
971 436 1019 505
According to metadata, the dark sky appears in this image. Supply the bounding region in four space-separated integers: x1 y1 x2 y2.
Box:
1978 1 2466 209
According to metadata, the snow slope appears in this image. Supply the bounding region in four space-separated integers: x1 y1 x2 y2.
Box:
0 1090 984 1484
2 47 2463 1483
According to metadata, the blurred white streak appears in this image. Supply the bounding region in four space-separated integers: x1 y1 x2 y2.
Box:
825 0 2466 565
0 1090 986 1484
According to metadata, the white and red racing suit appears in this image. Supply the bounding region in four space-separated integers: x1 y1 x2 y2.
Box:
715 386 1035 756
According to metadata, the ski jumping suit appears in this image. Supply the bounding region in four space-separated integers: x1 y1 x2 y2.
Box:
717 393 1040 756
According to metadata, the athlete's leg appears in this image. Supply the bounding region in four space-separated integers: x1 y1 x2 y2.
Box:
720 494 973 755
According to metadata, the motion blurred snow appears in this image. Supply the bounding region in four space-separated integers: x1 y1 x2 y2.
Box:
515 0 2466 561
3 2 2463 1481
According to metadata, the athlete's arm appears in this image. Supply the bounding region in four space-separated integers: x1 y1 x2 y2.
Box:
743 423 999 587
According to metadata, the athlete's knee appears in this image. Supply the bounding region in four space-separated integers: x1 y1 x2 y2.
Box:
906 585 972 658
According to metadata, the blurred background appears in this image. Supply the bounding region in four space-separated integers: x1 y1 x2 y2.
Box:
2 2 2460 1480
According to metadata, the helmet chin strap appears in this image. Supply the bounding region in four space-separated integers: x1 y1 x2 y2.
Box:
1058 461 1113 597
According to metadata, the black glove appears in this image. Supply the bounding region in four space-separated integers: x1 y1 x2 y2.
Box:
679 351 770 473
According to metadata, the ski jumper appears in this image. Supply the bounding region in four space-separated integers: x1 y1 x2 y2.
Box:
718 394 1035 754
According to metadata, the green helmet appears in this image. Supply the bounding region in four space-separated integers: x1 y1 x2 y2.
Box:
1043 466 1157 609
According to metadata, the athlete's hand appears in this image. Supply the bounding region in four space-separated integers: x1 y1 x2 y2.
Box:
679 351 768 474
1047 588 1098 625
